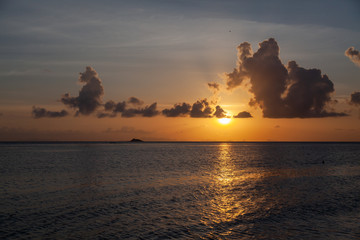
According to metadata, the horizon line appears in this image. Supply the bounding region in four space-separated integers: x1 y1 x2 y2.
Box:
1 141 359 144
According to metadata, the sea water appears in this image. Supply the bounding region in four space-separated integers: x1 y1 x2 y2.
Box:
1 142 359 239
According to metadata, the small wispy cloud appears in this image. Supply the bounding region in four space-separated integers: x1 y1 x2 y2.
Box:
345 47 360 67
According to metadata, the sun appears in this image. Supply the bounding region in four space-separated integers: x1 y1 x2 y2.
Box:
218 118 231 125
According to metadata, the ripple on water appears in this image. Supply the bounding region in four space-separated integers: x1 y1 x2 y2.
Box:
1 142 360 239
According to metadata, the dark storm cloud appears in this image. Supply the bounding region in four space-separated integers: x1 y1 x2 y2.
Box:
190 99 214 118
233 111 253 118
32 107 68 118
225 38 347 118
213 105 227 118
162 102 191 117
127 97 144 106
345 47 360 67
61 66 104 115
350 92 360 106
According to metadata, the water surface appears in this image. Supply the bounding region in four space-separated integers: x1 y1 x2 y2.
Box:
1 142 359 239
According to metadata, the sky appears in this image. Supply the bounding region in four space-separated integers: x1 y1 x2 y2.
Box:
0 0 360 141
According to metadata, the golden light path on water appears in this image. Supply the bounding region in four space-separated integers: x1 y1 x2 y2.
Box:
200 144 264 228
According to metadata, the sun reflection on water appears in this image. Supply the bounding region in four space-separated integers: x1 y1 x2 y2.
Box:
200 144 269 231
201 144 242 226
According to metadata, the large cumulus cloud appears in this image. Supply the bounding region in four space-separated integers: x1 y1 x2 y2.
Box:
61 66 104 116
225 38 347 118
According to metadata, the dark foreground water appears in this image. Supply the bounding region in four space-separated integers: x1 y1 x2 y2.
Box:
1 142 360 239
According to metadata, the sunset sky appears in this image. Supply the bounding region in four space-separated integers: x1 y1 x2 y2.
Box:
1 0 360 141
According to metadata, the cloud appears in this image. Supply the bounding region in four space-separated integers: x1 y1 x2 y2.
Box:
32 106 68 118
99 101 159 118
350 91 360 106
103 100 126 113
61 66 104 115
114 101 127 113
32 66 159 119
190 99 214 118
121 102 159 118
163 100 231 118
99 99 158 118
208 82 220 93
345 47 360 67
225 38 347 118
213 105 227 118
104 100 116 111
162 102 191 117
97 100 127 118
127 97 144 106
31 66 227 120
233 111 253 118
225 42 252 90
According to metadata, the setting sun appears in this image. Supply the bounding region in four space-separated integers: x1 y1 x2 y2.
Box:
218 118 231 125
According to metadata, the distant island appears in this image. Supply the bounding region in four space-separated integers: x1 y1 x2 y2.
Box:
130 138 143 142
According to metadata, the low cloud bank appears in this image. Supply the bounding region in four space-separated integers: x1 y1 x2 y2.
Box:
162 99 230 118
32 67 160 119
32 107 68 118
98 98 159 118
233 111 252 118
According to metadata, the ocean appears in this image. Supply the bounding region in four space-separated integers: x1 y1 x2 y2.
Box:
1 142 359 239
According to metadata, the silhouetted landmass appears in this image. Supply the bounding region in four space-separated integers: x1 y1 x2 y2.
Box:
130 138 143 142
